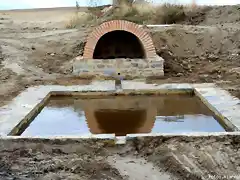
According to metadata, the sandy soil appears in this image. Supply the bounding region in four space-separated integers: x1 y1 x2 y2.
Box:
0 8 92 106
0 6 240 180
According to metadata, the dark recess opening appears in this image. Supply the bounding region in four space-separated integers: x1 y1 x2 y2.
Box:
93 30 145 59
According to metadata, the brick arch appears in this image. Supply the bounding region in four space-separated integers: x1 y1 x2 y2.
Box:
83 20 156 59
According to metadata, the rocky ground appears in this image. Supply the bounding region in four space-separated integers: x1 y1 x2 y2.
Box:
0 5 240 180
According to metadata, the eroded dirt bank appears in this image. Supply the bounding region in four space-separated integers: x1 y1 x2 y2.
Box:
0 135 240 180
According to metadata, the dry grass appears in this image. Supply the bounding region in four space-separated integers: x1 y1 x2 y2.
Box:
65 2 202 28
65 12 96 28
153 4 186 24
102 2 189 24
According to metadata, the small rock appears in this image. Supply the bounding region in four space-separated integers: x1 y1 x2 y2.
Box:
52 148 64 154
200 74 209 79
182 61 188 65
217 75 222 79
176 73 183 77
146 149 153 155
76 56 83 61
208 54 219 61
199 74 209 82
31 46 36 50
50 53 55 56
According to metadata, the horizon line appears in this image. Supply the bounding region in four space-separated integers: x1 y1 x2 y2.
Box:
0 3 239 11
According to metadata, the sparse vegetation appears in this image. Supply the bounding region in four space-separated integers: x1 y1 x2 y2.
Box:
107 2 187 24
66 0 202 28
65 12 96 28
154 4 186 24
76 1 80 11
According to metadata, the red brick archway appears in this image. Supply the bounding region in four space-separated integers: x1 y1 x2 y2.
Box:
83 20 156 59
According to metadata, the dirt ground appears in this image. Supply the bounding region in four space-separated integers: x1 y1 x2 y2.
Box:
0 6 240 107
0 5 240 180
1 136 240 180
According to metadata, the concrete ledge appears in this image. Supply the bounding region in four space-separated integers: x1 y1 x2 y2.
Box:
1 132 240 145
0 81 239 137
193 86 240 131
126 132 240 138
2 132 240 139
2 134 116 139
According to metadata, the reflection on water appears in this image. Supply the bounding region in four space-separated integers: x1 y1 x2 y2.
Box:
21 95 226 137
94 109 147 136
21 107 89 137
153 115 225 133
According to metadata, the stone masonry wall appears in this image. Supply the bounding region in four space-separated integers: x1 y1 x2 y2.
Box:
75 20 164 78
73 56 164 78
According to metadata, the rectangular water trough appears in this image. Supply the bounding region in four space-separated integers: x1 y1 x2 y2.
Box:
0 81 240 143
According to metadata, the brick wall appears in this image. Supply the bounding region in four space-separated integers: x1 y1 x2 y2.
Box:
83 20 157 59
75 20 164 78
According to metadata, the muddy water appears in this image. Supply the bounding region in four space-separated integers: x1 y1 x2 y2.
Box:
21 95 226 137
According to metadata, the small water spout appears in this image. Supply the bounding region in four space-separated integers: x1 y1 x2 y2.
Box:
115 73 122 91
